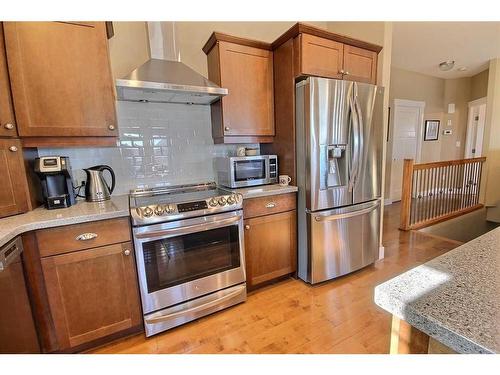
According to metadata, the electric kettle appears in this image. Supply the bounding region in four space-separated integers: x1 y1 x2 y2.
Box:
84 165 116 202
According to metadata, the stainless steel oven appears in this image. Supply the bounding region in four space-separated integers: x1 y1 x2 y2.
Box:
215 155 278 188
133 209 246 336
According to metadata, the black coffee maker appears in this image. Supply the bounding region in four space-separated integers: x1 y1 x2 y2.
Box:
34 156 76 209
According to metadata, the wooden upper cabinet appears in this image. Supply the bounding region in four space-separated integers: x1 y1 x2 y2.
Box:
3 22 117 140
297 33 344 79
204 33 275 143
0 24 17 137
41 242 142 351
343 45 378 84
0 138 30 219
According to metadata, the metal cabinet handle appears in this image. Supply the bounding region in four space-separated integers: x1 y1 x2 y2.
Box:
124 249 131 256
8 146 18 152
108 124 115 130
265 202 276 208
224 126 230 131
4 123 14 130
75 233 98 241
339 69 345 74
244 225 250 230
345 71 350 75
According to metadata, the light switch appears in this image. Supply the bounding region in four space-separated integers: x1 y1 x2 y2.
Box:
456 141 461 147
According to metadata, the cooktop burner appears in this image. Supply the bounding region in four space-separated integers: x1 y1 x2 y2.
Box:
129 182 242 226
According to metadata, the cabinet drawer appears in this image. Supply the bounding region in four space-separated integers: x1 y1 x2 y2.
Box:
36 217 131 257
243 193 296 219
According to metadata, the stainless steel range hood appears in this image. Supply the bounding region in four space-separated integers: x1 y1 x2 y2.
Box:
116 22 227 105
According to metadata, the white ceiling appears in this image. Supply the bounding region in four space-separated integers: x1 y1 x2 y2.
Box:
391 22 500 78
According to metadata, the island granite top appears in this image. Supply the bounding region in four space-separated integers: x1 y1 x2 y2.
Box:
374 226 500 354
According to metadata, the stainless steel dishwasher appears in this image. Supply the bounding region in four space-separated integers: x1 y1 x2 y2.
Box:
0 237 40 353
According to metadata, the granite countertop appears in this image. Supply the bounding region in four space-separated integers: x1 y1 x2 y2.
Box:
0 185 299 247
374 226 500 354
0 195 130 248
223 184 298 199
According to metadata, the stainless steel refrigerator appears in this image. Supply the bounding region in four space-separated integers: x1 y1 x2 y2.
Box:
296 77 384 284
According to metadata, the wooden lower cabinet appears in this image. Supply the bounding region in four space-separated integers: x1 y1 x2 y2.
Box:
41 241 142 351
244 210 297 288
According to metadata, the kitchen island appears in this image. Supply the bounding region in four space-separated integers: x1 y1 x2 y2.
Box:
375 226 499 354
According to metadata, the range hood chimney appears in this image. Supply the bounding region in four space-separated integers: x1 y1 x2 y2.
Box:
115 22 227 105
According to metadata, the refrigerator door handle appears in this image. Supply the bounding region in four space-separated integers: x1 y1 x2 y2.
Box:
314 201 379 222
353 93 365 187
348 94 360 192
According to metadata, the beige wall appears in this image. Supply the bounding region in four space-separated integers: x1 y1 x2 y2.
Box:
385 67 490 199
470 69 489 101
483 59 500 222
389 67 445 113
175 22 328 77
108 22 150 79
441 77 471 160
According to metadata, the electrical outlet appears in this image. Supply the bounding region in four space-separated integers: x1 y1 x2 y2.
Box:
456 141 461 147
447 119 452 126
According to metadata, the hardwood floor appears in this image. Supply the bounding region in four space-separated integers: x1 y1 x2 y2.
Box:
89 202 459 354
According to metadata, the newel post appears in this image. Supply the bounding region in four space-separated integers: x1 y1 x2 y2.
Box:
399 159 414 231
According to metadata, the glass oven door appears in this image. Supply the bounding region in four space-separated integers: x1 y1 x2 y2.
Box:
133 210 246 314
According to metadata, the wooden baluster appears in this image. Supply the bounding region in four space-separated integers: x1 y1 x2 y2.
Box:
400 159 414 230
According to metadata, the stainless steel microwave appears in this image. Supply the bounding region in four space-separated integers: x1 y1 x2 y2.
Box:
215 155 278 188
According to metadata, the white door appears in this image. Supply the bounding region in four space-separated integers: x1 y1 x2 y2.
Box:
465 97 486 158
389 99 425 202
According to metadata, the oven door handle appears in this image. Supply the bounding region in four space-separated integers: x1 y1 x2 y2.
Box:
134 215 242 240
144 285 245 324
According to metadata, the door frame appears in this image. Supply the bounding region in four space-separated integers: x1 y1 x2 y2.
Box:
388 99 426 202
465 97 487 158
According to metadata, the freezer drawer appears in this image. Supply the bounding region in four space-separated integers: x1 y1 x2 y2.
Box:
306 200 380 284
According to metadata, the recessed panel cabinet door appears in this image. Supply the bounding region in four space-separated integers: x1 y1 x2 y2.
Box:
3 22 117 137
41 242 142 351
343 45 377 84
244 210 297 288
0 139 29 218
219 41 274 137
299 34 344 79
0 24 17 137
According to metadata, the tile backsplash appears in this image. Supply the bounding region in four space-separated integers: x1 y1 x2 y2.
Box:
37 101 258 195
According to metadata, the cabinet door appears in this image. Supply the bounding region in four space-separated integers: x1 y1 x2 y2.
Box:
218 41 274 137
343 45 377 84
3 22 117 138
299 34 344 79
244 210 296 288
0 24 17 137
0 138 29 218
41 242 142 351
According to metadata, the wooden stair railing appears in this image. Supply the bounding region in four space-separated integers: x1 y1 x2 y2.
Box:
399 157 486 230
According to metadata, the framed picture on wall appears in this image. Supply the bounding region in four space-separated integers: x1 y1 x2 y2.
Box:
424 120 440 141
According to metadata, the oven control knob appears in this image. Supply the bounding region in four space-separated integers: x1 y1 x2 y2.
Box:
154 205 165 216
218 197 227 206
226 195 236 205
143 207 154 217
165 204 176 214
209 198 218 207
